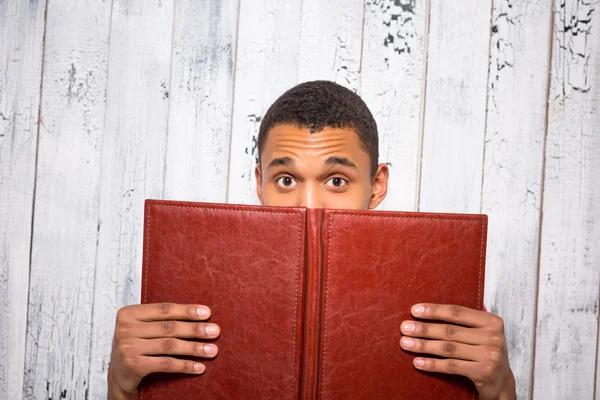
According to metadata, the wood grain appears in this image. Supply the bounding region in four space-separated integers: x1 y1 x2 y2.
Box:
22 1 112 398
296 0 363 89
418 0 492 213
479 1 553 399
86 1 174 399
533 0 600 398
164 0 239 202
0 1 47 399
360 0 428 212
227 0 303 205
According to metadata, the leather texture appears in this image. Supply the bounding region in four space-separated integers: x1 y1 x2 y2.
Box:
140 200 486 400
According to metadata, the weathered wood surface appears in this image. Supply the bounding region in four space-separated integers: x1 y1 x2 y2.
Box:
533 0 600 398
87 1 174 399
227 1 304 205
0 1 47 399
296 0 363 89
418 0 492 213
480 1 553 399
1 0 599 398
164 0 239 203
360 0 428 212
22 0 113 398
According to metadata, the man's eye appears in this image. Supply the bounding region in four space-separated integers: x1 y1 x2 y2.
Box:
276 176 298 188
324 177 348 188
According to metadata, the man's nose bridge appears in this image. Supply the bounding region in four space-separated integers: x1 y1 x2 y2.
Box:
299 183 319 208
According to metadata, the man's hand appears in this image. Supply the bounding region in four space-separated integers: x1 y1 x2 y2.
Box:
107 303 221 400
399 304 516 400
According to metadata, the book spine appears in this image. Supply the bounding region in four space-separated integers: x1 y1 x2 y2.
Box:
299 208 324 399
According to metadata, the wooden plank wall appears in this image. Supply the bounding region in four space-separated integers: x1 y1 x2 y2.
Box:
0 0 598 399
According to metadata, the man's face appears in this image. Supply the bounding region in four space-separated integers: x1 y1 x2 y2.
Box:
255 124 389 210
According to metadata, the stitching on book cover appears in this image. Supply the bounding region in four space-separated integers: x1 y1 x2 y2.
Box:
322 213 333 399
144 203 303 398
149 202 304 216
141 203 151 400
322 213 485 399
292 213 302 398
144 203 151 304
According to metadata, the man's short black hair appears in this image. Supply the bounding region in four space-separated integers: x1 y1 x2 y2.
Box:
257 80 379 177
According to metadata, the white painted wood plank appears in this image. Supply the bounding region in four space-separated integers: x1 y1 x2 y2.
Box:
597 325 600 400
480 2 553 399
296 0 363 90
227 0 303 205
23 1 112 398
0 1 47 399
164 0 239 202
360 0 428 212
87 1 174 398
533 1 600 398
418 1 492 213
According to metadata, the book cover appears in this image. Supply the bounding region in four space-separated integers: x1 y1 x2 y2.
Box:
140 200 486 400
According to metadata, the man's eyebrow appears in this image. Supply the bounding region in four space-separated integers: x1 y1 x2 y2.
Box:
267 157 295 169
324 156 357 168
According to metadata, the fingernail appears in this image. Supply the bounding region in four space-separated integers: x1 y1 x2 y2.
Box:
204 344 217 355
402 322 416 333
414 358 425 368
196 306 210 318
205 324 219 335
194 363 205 373
401 337 414 349
412 305 425 315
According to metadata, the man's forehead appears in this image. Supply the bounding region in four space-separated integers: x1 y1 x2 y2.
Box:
263 124 363 152
266 155 357 170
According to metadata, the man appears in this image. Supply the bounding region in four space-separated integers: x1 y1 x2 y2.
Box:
108 81 517 399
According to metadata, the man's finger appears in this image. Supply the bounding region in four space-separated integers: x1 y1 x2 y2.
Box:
119 303 211 322
400 320 487 345
410 304 488 328
133 321 221 339
412 357 479 380
140 338 219 358
129 356 207 376
399 337 481 362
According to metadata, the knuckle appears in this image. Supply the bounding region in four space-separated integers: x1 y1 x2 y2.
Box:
450 305 463 318
156 302 171 315
445 324 458 339
490 315 505 331
117 340 133 359
417 339 427 353
482 362 496 380
160 357 173 371
487 348 501 364
488 334 505 348
114 327 126 342
181 361 193 373
447 360 459 373
116 306 131 322
162 338 175 352
161 321 175 335
419 323 429 335
428 359 436 370
193 323 205 337
195 342 205 355
123 355 138 372
442 341 456 356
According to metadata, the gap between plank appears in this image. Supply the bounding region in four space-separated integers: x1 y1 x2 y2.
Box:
415 0 431 212
23 0 50 395
162 0 178 199
530 2 556 399
225 0 243 204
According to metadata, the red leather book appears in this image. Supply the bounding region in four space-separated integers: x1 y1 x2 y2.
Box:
140 200 487 400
